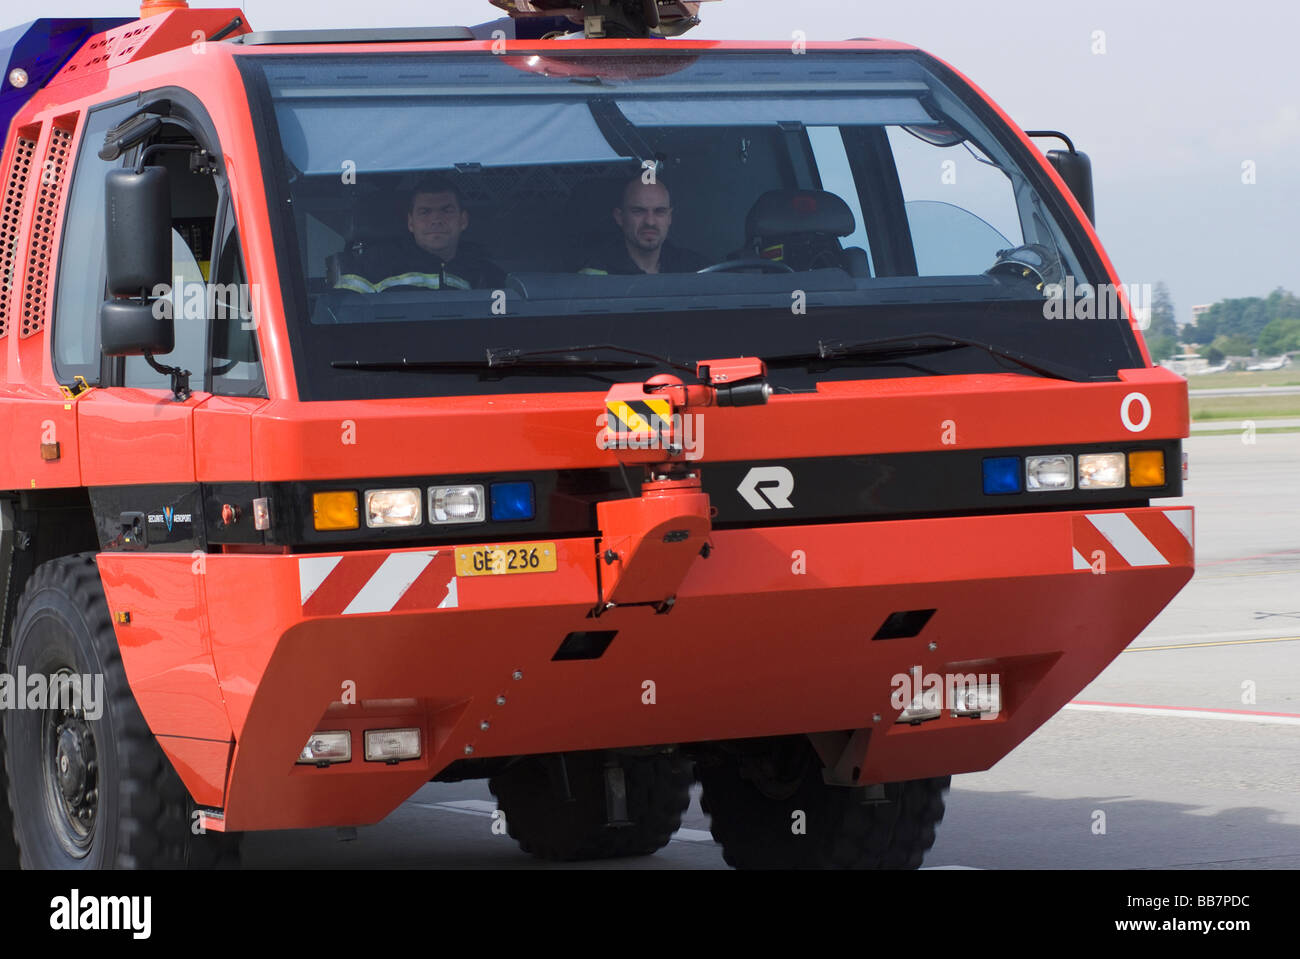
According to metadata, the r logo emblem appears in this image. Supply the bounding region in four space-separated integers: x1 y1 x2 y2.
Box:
738 467 795 510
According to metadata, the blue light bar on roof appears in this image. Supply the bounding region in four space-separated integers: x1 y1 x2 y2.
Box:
0 18 133 139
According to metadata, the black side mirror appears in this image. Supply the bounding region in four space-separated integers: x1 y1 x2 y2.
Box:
104 166 172 297
1025 131 1096 225
100 165 191 400
100 299 174 357
1046 149 1095 225
101 166 174 358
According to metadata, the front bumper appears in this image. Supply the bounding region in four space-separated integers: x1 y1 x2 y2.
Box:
97 504 1193 831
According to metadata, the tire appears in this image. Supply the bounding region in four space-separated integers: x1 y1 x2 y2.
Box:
489 750 693 861
1 553 240 869
0 737 15 869
698 736 949 869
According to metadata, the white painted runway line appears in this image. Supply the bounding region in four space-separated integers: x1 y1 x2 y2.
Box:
1066 701 1300 726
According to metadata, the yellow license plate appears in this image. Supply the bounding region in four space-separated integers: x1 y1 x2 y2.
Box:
455 542 558 577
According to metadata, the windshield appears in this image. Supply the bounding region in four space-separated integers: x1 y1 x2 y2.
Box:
238 50 1142 401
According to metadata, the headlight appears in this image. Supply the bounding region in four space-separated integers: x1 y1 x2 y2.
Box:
365 728 422 762
1078 453 1125 489
365 488 422 528
1025 454 1074 491
429 485 485 524
297 731 351 765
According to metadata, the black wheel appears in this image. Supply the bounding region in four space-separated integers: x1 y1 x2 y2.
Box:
698 736 949 869
0 736 15 869
1 554 240 868
489 750 693 862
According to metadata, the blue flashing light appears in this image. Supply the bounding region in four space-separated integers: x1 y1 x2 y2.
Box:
982 457 1022 495
490 482 535 522
0 18 133 140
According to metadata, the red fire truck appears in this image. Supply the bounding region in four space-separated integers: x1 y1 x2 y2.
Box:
0 0 1192 869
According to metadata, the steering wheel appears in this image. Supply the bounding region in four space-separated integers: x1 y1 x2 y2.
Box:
697 258 796 275
985 243 1063 289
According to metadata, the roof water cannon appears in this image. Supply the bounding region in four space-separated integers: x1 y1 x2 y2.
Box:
487 0 719 38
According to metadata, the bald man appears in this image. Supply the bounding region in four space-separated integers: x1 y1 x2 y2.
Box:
579 177 707 275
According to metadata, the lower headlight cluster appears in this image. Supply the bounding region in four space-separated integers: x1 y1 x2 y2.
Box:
297 728 423 765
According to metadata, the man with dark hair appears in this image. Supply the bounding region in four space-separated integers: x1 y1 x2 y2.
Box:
579 176 707 275
334 176 505 292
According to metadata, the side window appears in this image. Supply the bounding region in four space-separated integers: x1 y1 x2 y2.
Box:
807 127 874 275
209 200 265 396
52 98 139 383
124 124 216 389
886 125 1025 277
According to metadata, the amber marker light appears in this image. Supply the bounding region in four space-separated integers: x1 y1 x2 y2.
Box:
1128 451 1166 487
313 491 360 530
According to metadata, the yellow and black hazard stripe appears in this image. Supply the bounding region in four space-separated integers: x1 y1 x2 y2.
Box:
605 397 674 438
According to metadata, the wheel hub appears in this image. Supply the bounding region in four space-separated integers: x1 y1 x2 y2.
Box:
55 726 89 802
43 695 98 852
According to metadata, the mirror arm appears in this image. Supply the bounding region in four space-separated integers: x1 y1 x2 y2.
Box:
142 352 191 403
135 142 199 174
1024 130 1077 154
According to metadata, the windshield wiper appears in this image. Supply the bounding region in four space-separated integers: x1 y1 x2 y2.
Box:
487 344 695 375
331 355 656 375
332 344 693 376
765 332 1092 382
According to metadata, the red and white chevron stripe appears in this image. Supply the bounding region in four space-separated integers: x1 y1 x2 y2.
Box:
1071 508 1192 570
298 550 457 617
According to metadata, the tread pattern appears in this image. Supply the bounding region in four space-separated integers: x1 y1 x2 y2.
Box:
489 751 693 862
699 740 949 870
3 554 239 868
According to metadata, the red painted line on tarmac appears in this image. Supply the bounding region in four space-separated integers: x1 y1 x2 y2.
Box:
1071 699 1300 719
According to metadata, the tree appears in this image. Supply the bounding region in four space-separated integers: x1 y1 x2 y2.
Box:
1210 333 1253 358
1148 281 1177 339
1257 316 1300 356
1146 333 1178 362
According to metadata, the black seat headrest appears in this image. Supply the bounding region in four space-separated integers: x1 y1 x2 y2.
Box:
745 190 855 241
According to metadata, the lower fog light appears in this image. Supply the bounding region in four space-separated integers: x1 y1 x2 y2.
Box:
365 728 422 762
297 731 351 765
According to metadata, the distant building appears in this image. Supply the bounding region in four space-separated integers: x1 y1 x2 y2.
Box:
1160 352 1211 375
1187 304 1212 327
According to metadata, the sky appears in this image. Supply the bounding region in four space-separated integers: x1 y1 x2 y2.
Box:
23 0 1300 323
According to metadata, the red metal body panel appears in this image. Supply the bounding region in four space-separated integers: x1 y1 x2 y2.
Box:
194 394 266 480
247 368 1185 481
76 388 200 485
96 505 1191 830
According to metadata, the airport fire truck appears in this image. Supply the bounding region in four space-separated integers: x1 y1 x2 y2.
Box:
0 0 1193 869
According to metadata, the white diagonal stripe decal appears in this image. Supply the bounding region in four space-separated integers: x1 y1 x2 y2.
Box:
1087 513 1168 567
342 551 435 615
438 576 458 609
1072 548 1090 570
1166 509 1193 546
299 556 342 605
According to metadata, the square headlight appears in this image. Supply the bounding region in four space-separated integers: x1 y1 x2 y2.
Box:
1025 454 1074 491
1078 453 1126 489
364 488 422 528
429 485 485 524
